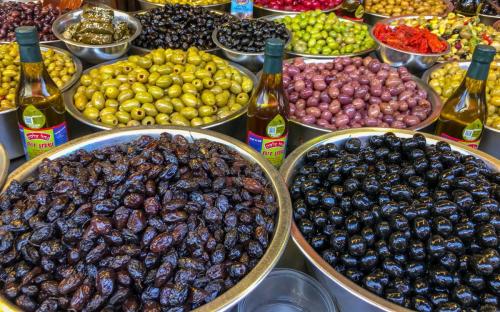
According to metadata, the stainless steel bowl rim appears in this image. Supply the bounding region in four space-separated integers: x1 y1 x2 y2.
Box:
479 13 500 18
0 43 83 115
136 0 231 9
212 23 292 56
261 13 377 58
253 3 342 14
280 127 500 312
274 57 443 132
131 9 227 53
65 56 258 130
0 143 8 191
422 60 500 134
370 16 451 57
52 8 142 49
1 126 292 312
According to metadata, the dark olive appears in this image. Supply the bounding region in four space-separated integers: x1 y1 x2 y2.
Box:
427 235 446 257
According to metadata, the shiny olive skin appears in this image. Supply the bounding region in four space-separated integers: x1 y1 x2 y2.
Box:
292 132 500 311
74 47 253 127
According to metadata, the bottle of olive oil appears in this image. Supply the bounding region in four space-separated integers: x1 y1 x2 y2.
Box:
435 45 496 149
247 38 288 167
15 26 68 160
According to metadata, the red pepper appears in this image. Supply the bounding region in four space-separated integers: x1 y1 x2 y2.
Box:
373 23 447 54
483 33 493 45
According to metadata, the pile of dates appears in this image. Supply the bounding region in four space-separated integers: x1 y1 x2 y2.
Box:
291 132 500 311
284 57 433 130
0 133 277 311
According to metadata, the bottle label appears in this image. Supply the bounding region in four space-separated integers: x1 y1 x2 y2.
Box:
19 122 68 160
231 0 253 18
440 132 480 149
247 131 288 167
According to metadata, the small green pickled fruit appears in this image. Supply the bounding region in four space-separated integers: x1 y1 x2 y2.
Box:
201 90 216 106
142 103 158 117
172 98 185 112
105 86 119 99
217 78 232 89
242 77 254 93
230 103 243 111
156 75 173 88
181 72 195 83
148 72 161 85
202 116 216 124
155 99 173 114
199 105 216 117
101 114 119 126
118 83 131 91
135 91 154 104
230 81 242 94
148 86 164 99
131 107 146 121
157 65 173 75
99 107 117 117
91 92 105 110
168 84 182 98
127 120 141 127
202 77 215 89
105 99 119 108
116 111 131 124
152 50 166 65
74 95 88 111
192 79 203 91
142 116 156 125
181 93 199 108
121 99 141 112
182 83 198 95
191 117 204 127
137 57 153 69
216 91 230 107
156 113 170 125
210 85 223 95
236 93 249 105
180 107 199 120
118 89 134 103
80 74 93 86
170 114 190 126
132 82 147 93
83 107 99 121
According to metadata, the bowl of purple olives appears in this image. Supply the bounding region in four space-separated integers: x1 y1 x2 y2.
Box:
281 128 500 312
281 57 443 151
0 126 292 312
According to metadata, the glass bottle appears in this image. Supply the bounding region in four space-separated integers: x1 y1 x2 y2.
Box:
247 38 288 167
339 0 364 20
435 44 496 149
15 26 68 160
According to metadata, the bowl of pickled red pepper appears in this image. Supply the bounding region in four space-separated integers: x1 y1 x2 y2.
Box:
371 21 450 72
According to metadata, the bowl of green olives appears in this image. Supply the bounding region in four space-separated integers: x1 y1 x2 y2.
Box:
262 12 377 58
281 128 500 312
64 47 258 141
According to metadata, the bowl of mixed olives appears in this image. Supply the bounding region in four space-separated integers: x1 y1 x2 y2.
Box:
136 0 231 12
263 11 377 58
65 47 257 140
0 126 292 312
281 128 500 312
0 42 82 159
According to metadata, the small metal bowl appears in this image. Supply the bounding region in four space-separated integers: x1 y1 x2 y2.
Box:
136 0 231 12
280 128 500 312
262 14 377 59
270 58 443 151
212 25 292 72
0 126 292 312
479 13 500 27
52 8 142 64
65 57 258 140
253 4 342 18
0 44 82 160
370 16 450 73
422 61 500 158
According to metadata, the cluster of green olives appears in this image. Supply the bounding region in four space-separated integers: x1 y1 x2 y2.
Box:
0 43 77 111
74 47 254 127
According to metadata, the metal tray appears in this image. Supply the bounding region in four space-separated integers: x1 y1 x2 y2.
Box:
422 61 500 158
274 58 443 151
280 128 500 312
1 126 292 312
0 44 83 160
64 56 258 140
136 0 231 12
262 14 377 59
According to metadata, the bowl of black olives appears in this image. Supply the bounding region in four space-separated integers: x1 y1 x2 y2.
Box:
281 128 500 312
212 19 291 72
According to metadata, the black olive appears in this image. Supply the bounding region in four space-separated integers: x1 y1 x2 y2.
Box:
344 138 362 154
456 220 475 240
452 189 474 210
351 192 372 210
388 231 408 253
382 259 404 278
409 240 426 260
293 199 308 220
311 210 328 228
375 221 391 239
325 143 339 156
340 253 358 267
328 208 344 226
385 288 406 305
413 278 430 295
491 214 500 231
310 234 328 251
433 200 457 216
363 272 385 295
429 292 450 306
471 206 491 223
298 219 314 236
413 217 431 240
406 261 425 279
369 135 384 147
414 157 429 173
439 252 458 271
476 225 498 248
436 302 461 312
321 249 338 265
304 190 321 206
392 277 411 295
348 235 366 257
344 268 364 283
361 227 376 246
380 201 399 218
360 249 378 270
299 165 316 175
345 215 361 234
427 235 446 258
464 273 485 290
433 216 453 236
359 210 376 226
480 292 498 306
412 295 432 312
375 240 391 259
330 230 348 252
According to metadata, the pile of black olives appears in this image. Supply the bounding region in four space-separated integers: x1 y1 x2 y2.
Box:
216 19 290 53
134 4 235 50
0 134 277 311
291 132 500 311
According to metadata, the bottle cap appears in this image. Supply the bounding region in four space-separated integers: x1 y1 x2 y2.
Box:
265 38 284 57
15 26 39 45
472 45 496 64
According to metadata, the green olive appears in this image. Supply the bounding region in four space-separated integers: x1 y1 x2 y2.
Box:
148 72 161 85
121 99 141 112
182 83 198 95
241 77 254 93
201 90 216 106
74 95 88 111
142 116 156 125
236 93 249 105
135 69 150 83
105 86 119 99
91 91 105 110
118 89 135 103
191 117 204 127
155 98 174 114
116 111 131 124
181 93 199 108
192 79 204 91
155 113 170 125
101 114 118 126
105 99 119 108
215 91 230 107
152 50 166 65
173 65 185 74
210 85 223 95
131 107 146 121
230 81 242 94
137 57 153 69
230 103 243 111
148 86 165 100
168 84 182 98
83 106 99 120
181 72 196 83
101 79 121 90
171 75 183 86
180 107 199 120
217 78 232 90
202 116 216 124
195 69 211 80
127 120 141 127
80 74 93 86
187 53 202 66
142 103 158 117
156 75 173 88
132 82 147 93
157 64 173 75
170 114 190 126
135 91 154 104
199 105 216 117
118 83 131 91
84 85 98 99
172 98 185 112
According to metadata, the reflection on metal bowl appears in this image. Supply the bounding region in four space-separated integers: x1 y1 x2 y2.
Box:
1 126 292 312
280 128 500 312
52 8 142 64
